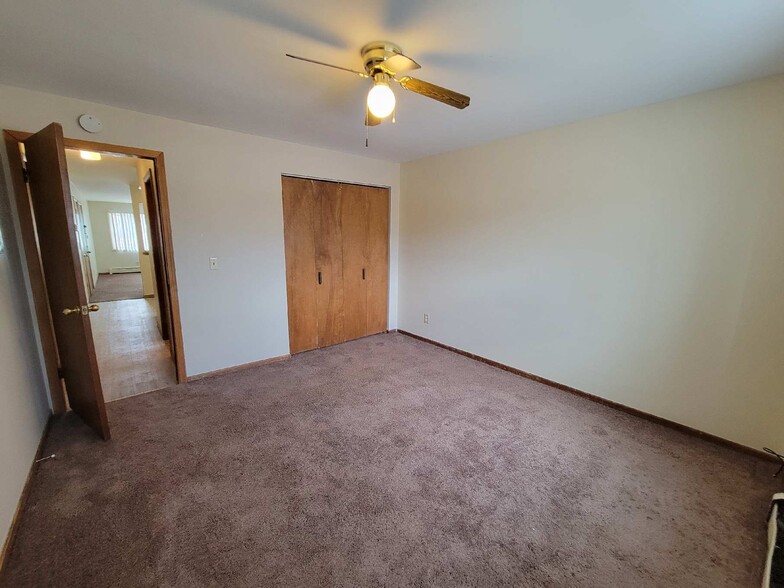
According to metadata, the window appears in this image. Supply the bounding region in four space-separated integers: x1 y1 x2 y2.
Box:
139 203 150 253
108 212 139 252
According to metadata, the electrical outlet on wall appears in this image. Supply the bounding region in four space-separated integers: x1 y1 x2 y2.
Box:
423 313 429 324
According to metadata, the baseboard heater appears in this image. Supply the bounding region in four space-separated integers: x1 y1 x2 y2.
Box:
764 493 784 587
108 266 141 274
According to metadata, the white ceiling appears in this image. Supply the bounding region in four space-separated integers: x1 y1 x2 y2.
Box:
2 1 784 162
65 150 137 203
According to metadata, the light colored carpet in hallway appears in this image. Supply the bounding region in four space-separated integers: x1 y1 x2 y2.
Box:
2 333 779 587
89 272 144 303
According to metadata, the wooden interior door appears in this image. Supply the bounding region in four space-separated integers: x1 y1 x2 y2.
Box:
282 177 319 353
315 181 345 347
24 123 110 440
365 186 390 334
340 183 369 341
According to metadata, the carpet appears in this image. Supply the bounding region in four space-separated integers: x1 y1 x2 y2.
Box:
2 333 780 587
89 273 144 303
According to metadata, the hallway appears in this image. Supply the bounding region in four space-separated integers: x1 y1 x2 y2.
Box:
90 298 176 402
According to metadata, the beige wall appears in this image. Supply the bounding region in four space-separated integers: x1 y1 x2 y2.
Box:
133 160 156 298
400 75 784 451
0 148 51 554
0 83 401 377
86 200 140 274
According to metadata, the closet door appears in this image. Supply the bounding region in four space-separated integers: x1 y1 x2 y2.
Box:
282 177 319 353
340 183 369 341
315 181 345 346
365 186 390 334
283 178 389 353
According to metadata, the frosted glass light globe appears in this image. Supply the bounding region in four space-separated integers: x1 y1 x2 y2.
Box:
367 83 396 119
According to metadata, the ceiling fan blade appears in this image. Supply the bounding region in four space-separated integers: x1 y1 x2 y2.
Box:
365 106 382 126
384 52 420 74
397 76 470 109
285 54 369 78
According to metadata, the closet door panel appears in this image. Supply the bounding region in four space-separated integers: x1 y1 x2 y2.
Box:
282 177 319 353
340 183 369 341
366 186 390 334
315 181 345 346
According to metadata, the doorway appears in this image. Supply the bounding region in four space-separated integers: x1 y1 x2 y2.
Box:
3 125 185 439
65 148 176 402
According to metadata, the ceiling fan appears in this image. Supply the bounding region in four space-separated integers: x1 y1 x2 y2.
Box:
286 41 470 127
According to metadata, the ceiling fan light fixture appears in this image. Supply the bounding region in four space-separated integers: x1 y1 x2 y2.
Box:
285 42 470 134
367 74 395 119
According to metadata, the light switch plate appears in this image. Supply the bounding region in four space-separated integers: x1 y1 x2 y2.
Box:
209 257 218 270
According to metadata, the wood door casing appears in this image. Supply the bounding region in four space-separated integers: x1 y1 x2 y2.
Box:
24 123 110 440
282 177 319 353
366 186 390 334
6 129 187 390
144 175 171 341
3 132 65 413
315 180 345 347
340 183 369 341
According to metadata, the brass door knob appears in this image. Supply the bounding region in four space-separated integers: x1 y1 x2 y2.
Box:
62 304 100 316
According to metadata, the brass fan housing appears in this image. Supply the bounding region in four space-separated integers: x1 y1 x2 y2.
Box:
361 41 404 75
285 42 469 117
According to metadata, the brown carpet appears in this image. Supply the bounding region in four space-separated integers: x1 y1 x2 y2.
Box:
90 272 143 303
2 333 780 587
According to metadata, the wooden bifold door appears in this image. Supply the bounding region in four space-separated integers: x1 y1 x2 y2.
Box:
282 176 389 354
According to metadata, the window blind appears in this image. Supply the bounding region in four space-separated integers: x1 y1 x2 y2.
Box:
108 212 139 252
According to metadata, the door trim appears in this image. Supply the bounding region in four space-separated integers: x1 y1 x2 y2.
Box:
143 173 171 341
3 131 65 412
3 130 187 412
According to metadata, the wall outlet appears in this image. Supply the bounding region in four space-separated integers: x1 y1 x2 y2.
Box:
423 313 429 324
209 257 218 270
